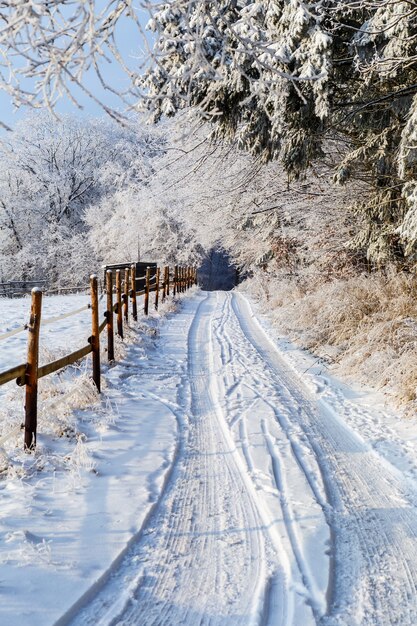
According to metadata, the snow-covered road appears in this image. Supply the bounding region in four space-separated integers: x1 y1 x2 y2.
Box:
62 290 417 626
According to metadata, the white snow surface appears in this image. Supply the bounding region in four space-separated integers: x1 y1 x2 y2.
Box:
0 289 416 625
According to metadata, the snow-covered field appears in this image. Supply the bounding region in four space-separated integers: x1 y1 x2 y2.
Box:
0 292 100 444
0 292 92 369
0 289 417 625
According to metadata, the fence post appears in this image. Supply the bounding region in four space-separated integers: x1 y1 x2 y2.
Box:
90 275 101 393
162 266 167 301
106 270 114 362
116 269 123 339
131 264 138 322
166 266 170 297
173 265 177 296
155 267 160 310
24 288 42 451
123 268 130 324
144 266 150 315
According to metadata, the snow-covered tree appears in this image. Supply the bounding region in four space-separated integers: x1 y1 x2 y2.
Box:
3 1 417 265
141 0 331 171
0 113 165 284
114 119 363 286
140 1 417 264
85 184 203 268
0 0 145 128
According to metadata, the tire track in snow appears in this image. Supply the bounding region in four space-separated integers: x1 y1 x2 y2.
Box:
231 292 417 625
64 292 290 626
211 293 329 622
261 418 325 621
118 291 271 625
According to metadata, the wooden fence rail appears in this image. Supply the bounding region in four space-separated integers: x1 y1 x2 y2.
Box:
0 264 197 451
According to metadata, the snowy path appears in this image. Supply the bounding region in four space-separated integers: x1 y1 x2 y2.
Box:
62 291 417 626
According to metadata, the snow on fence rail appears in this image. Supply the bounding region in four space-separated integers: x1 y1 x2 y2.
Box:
0 264 197 451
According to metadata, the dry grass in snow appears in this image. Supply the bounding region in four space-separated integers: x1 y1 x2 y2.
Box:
244 269 417 410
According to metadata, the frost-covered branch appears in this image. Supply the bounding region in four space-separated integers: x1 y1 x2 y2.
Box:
0 0 142 120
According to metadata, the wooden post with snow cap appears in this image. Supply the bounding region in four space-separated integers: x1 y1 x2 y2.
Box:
90 275 101 393
106 270 114 362
131 264 138 322
123 268 130 324
144 266 150 315
24 287 42 451
116 269 123 339
155 267 160 310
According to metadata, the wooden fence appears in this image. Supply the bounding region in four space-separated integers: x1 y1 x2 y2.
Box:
0 280 47 298
0 264 197 451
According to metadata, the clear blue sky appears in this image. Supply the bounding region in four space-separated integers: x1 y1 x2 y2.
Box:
0 14 147 131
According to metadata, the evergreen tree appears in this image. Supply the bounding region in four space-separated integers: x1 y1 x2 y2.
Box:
141 1 417 263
